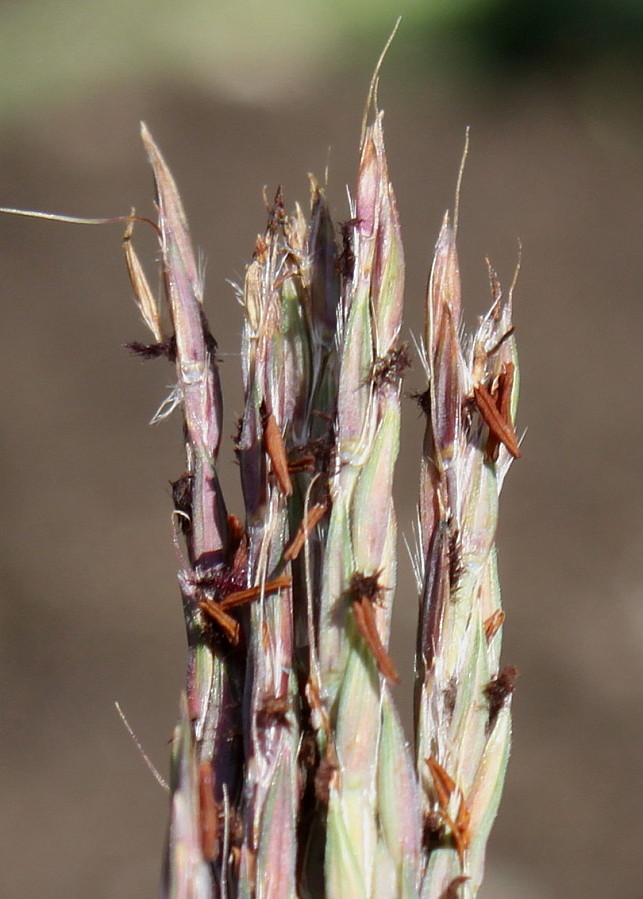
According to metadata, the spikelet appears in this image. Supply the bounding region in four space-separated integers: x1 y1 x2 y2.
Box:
234 189 305 898
415 210 520 898
139 126 244 894
319 109 421 899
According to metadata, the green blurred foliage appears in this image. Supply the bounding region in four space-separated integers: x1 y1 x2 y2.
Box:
405 0 643 77
1 0 641 127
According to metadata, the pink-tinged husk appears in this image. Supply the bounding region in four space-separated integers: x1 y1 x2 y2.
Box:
162 695 214 899
253 744 299 897
140 127 241 896
377 690 422 895
141 125 225 567
369 117 404 352
426 213 461 360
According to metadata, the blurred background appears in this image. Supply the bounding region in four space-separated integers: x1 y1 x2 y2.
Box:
1 1 642 896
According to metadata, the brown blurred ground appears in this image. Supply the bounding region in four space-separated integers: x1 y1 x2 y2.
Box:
1 50 643 899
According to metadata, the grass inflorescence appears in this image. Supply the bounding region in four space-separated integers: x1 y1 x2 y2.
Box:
121 84 521 899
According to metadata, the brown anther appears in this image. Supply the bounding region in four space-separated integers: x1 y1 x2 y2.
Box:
351 596 400 684
484 665 519 730
198 761 219 861
426 757 456 810
226 513 246 562
497 361 515 422
262 406 293 496
473 377 521 459
283 502 328 561
219 574 291 610
485 361 517 461
483 609 505 643
426 757 471 864
344 572 398 682
198 600 240 646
